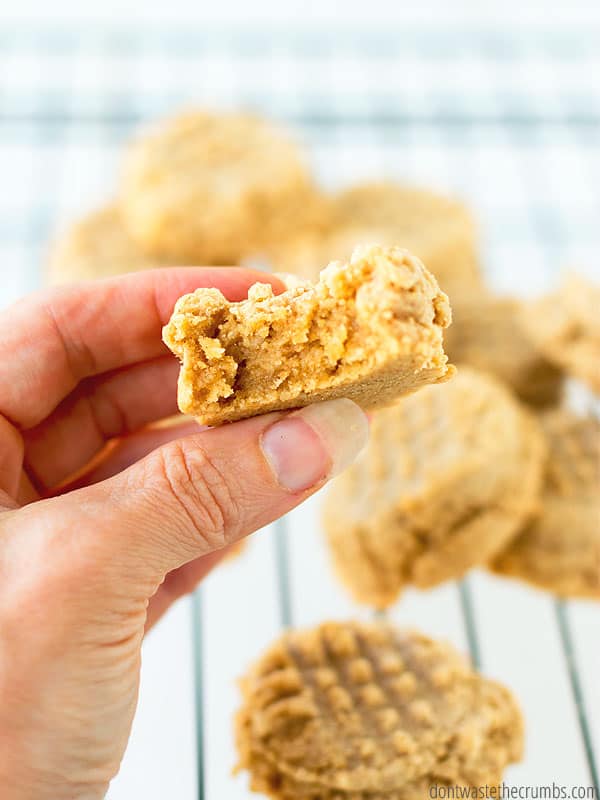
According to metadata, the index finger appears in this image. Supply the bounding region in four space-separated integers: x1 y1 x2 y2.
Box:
0 267 284 429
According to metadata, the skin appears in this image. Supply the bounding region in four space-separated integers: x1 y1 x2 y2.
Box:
0 268 367 800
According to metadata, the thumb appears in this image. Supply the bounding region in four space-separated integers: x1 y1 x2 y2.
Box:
42 398 368 582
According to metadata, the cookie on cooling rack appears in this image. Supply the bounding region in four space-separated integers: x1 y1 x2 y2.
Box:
162 245 454 426
270 181 481 292
323 367 546 608
493 409 600 599
235 620 524 800
47 204 159 284
444 289 563 407
523 274 600 395
120 110 323 265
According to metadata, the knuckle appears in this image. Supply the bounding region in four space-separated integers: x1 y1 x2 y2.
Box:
156 439 241 551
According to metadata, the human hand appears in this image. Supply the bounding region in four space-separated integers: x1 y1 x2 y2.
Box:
0 268 368 800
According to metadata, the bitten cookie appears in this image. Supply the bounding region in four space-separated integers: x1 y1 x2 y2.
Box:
523 274 600 395
323 367 546 607
163 244 454 426
120 110 321 265
493 409 600 599
235 620 524 800
444 290 563 407
47 205 158 284
272 182 481 292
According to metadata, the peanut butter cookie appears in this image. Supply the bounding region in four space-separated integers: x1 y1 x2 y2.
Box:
163 245 454 426
323 367 546 607
235 620 524 800
47 204 158 284
523 274 600 395
272 182 481 292
493 409 600 599
120 110 320 265
444 290 563 407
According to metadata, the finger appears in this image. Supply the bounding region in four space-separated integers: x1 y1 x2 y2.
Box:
38 399 368 587
17 472 39 506
0 415 24 501
58 419 200 491
0 267 284 430
145 550 228 631
24 356 182 491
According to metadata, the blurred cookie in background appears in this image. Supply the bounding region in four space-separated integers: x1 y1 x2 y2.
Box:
493 409 600 600
235 620 524 800
523 273 600 395
120 110 323 266
323 367 546 608
271 181 482 292
248 186 332 272
444 290 564 408
47 204 159 284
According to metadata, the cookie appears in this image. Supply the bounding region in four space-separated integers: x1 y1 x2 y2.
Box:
493 409 600 599
47 204 158 284
323 367 546 607
120 110 321 265
444 289 563 407
523 274 600 395
162 244 454 426
235 620 524 800
271 182 481 292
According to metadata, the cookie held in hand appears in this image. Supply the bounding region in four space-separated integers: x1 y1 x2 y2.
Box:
163 244 454 426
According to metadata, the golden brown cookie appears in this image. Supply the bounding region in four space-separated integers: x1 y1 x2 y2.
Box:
444 289 563 407
120 110 321 265
271 181 481 292
493 409 600 599
235 620 524 800
323 367 546 607
523 274 600 395
47 204 158 284
162 244 454 426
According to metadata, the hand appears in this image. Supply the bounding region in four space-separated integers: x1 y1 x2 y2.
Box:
0 268 368 800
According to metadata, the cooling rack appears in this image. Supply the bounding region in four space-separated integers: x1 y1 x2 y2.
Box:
0 22 598 800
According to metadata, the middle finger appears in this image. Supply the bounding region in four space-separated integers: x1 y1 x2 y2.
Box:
24 355 183 492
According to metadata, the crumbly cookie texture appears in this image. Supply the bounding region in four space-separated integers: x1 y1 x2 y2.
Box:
47 205 158 284
235 620 524 800
271 182 482 293
444 289 563 408
163 245 454 426
323 367 546 608
523 274 600 395
120 110 321 265
493 410 600 599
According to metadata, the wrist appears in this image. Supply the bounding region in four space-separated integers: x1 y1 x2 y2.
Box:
0 692 110 800
0 765 108 800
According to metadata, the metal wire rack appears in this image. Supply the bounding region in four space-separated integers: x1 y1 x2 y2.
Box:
0 23 598 800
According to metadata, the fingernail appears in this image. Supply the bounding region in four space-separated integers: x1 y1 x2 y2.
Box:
260 399 369 492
